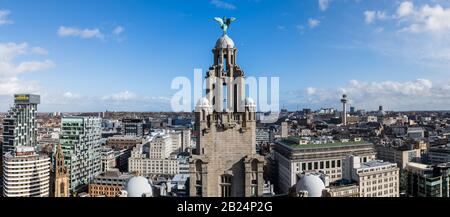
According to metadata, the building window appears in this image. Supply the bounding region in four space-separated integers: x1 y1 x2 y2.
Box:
320 161 324 169
326 161 330 169
314 162 318 170
220 175 232 197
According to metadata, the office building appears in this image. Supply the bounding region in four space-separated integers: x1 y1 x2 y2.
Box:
3 146 50 197
101 147 117 172
374 144 421 169
181 129 191 152
121 118 143 137
106 136 142 150
426 144 450 164
323 181 360 197
405 162 450 197
407 127 425 140
256 128 270 146
273 137 376 193
115 148 132 172
60 116 102 192
342 155 400 197
88 169 131 197
128 133 179 176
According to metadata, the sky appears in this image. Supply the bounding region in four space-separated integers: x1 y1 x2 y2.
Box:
1 0 450 112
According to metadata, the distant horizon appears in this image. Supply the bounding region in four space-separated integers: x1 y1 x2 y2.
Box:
1 109 448 115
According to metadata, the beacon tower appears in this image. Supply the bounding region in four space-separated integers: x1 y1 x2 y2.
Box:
341 94 348 126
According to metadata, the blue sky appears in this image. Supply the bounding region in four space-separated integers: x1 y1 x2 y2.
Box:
1 0 450 112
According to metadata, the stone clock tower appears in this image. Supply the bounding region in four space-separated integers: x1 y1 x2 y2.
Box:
189 19 265 197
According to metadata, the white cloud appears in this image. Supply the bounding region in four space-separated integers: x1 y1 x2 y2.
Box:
308 18 321 28
15 60 54 73
306 87 317 95
400 3 450 33
295 79 450 110
0 42 54 77
113 26 124 35
0 42 54 96
63 92 81 99
0 10 13 26
31 47 48 55
0 77 41 96
58 26 104 39
210 0 236 10
360 2 450 67
364 10 387 24
101 90 137 101
0 42 27 61
397 1 414 18
318 0 330 12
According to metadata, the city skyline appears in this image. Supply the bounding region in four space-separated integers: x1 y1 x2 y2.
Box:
1 0 450 112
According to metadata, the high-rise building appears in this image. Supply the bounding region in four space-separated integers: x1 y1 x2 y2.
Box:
404 162 450 197
52 144 69 197
188 20 265 197
3 146 50 197
2 94 40 154
121 118 143 137
1 94 40 192
60 116 102 192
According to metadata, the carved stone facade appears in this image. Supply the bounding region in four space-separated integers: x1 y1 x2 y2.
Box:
189 32 265 197
53 144 69 197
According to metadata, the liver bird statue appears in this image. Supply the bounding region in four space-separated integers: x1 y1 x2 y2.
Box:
214 16 237 35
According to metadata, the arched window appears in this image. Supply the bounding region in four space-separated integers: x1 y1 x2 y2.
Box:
60 182 65 195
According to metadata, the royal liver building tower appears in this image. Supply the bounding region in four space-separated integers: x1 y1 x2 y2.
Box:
189 17 265 197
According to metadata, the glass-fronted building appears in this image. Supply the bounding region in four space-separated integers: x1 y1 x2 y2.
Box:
59 116 102 192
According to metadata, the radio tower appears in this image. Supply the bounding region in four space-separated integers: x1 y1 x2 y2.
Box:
341 94 348 126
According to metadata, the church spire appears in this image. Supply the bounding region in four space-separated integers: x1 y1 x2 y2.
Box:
54 144 69 197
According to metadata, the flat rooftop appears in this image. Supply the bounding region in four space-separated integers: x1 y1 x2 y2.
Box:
277 137 370 150
407 162 431 170
359 160 396 169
